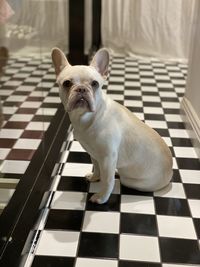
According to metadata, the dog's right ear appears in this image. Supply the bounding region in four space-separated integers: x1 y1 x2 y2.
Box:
51 48 71 77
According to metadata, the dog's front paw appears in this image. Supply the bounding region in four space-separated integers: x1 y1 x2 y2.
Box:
85 173 100 182
89 193 109 204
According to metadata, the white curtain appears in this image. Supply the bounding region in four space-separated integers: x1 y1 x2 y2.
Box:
0 0 69 55
101 0 196 61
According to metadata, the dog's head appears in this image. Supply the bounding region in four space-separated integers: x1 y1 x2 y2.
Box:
51 48 109 113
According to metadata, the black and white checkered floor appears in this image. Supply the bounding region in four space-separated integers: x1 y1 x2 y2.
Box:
22 56 200 267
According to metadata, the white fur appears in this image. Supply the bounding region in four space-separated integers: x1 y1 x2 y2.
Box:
52 48 173 204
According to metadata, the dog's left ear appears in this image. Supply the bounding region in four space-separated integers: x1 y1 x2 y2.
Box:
51 47 71 77
90 48 109 79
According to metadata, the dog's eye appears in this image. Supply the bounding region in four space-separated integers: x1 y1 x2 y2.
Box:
63 80 72 88
91 80 99 88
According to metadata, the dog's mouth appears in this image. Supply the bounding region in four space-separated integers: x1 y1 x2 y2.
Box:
67 95 95 112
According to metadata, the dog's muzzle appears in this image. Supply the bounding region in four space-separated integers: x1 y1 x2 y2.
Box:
67 86 95 112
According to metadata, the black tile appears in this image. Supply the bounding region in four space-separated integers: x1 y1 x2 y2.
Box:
32 256 74 267
184 184 200 199
143 102 162 107
78 232 119 258
57 176 89 192
171 169 181 182
127 106 143 113
161 97 179 102
119 260 161 267
169 147 175 157
120 213 157 236
193 218 200 239
176 158 200 170
171 137 193 147
159 237 200 264
124 95 142 101
163 108 180 114
167 121 185 129
121 185 153 196
142 92 159 96
67 152 91 163
144 114 165 121
45 209 84 231
86 193 120 212
154 128 170 137
154 197 190 216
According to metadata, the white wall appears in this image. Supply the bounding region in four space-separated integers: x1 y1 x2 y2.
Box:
182 0 200 158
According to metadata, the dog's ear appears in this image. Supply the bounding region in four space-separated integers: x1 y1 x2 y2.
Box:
90 48 109 79
51 48 71 77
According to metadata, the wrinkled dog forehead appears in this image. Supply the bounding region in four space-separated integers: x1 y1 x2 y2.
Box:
58 65 103 86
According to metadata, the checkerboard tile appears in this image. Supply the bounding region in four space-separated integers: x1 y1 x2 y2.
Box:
21 56 200 267
0 56 60 169
0 55 60 212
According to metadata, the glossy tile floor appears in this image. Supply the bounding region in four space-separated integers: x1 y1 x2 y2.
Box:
21 56 200 266
0 55 60 210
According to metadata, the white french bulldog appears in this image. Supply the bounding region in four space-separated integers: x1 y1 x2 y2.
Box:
51 48 173 204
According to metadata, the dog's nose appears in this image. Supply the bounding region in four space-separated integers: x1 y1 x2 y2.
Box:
76 87 86 93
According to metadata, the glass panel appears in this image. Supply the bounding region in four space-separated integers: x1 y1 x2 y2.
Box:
0 0 68 215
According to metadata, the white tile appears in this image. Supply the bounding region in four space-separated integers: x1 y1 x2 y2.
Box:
36 108 57 116
174 147 198 158
21 102 42 108
188 199 200 218
0 129 23 139
120 235 160 262
43 97 61 103
125 81 140 87
16 86 35 92
107 84 124 91
159 92 177 97
142 96 160 102
162 102 180 109
25 77 42 83
0 90 13 96
169 129 189 138
165 114 183 122
89 179 120 195
30 91 48 97
26 122 49 131
141 86 158 92
0 160 29 174
62 163 93 177
124 100 142 107
157 215 196 239
0 148 10 160
124 90 141 96
38 82 55 88
173 157 178 169
4 80 22 86
0 188 15 203
134 112 144 120
6 95 27 102
145 120 167 129
9 114 34 122
109 77 124 83
157 83 173 88
125 73 139 79
143 107 164 114
2 106 18 114
180 169 200 184
35 230 79 257
70 141 86 152
121 195 155 214
13 73 30 78
154 182 185 199
76 258 117 267
50 87 59 93
14 138 41 150
51 191 86 210
82 211 120 234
